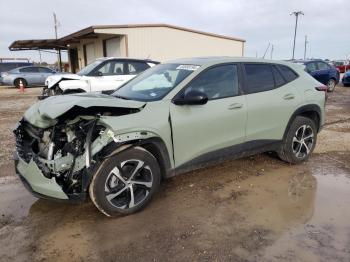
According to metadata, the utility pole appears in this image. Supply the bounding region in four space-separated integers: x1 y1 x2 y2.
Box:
270 44 274 60
53 12 62 71
290 11 304 60
262 42 271 59
304 35 308 60
38 50 42 65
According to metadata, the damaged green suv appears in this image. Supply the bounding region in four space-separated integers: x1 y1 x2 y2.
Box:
14 57 326 216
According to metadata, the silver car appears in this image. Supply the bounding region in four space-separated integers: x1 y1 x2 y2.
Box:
1 66 56 87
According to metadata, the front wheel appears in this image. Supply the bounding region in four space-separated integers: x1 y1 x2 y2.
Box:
327 79 336 92
89 147 161 217
278 116 317 164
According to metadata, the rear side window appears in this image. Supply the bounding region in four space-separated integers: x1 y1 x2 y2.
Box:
317 62 330 70
278 65 298 82
38 67 53 73
19 67 38 73
244 64 274 93
185 64 239 100
128 62 150 74
272 65 286 87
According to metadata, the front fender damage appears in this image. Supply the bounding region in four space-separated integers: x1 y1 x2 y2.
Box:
14 115 157 202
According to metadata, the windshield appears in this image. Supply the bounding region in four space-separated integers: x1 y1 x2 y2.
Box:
112 63 199 101
77 60 103 76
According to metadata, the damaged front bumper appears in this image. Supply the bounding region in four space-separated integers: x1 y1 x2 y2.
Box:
14 152 70 201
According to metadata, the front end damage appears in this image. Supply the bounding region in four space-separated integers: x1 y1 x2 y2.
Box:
14 117 113 201
13 95 150 202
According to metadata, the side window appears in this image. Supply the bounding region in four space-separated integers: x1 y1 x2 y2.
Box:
278 65 298 82
317 62 330 70
244 64 274 93
185 64 239 100
19 67 38 73
128 62 150 74
38 67 53 73
305 63 317 72
272 65 286 87
96 61 124 76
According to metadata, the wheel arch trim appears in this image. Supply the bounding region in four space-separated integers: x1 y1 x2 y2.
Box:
283 104 322 140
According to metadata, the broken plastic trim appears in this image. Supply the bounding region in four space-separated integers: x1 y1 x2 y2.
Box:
85 119 97 168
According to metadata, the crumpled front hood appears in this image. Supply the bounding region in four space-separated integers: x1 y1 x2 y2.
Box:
46 73 82 88
24 93 146 128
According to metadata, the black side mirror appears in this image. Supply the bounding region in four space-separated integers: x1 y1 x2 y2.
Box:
97 71 103 77
173 90 208 105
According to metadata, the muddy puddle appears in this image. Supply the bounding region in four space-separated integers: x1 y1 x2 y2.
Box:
0 152 349 262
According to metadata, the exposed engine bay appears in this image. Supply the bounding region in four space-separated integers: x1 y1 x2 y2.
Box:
14 117 112 199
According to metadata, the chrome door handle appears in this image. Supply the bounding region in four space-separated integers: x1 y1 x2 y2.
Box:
283 94 295 100
228 103 243 110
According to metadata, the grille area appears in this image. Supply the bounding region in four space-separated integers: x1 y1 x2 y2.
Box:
13 120 41 163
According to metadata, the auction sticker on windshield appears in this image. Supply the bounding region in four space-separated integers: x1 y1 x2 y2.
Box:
176 65 200 71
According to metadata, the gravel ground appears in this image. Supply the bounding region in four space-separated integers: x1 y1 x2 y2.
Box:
0 84 349 262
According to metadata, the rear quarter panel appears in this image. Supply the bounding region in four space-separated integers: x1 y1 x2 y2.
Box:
291 65 326 127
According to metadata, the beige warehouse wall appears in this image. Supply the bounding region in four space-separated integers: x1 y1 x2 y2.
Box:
95 27 244 62
69 35 126 69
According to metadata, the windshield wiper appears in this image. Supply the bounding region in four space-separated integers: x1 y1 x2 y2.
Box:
114 95 130 100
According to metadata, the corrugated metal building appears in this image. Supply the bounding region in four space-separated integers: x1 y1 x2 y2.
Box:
9 24 245 73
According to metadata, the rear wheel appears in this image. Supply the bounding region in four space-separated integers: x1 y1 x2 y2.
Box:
327 78 336 92
278 116 317 164
89 147 161 217
14 78 27 88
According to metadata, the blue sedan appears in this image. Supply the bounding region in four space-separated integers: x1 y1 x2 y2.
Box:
294 60 340 92
0 66 56 87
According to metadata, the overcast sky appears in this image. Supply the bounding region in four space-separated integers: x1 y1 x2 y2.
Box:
0 0 349 63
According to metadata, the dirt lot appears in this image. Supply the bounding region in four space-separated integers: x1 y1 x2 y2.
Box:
0 84 349 262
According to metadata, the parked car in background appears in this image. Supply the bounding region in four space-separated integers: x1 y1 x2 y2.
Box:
332 60 350 73
1 66 56 87
14 57 326 216
342 70 350 86
42 57 159 97
0 61 34 84
293 60 339 92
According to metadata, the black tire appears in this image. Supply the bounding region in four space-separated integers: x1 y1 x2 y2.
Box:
14 78 28 88
278 116 317 164
89 146 161 217
326 78 336 92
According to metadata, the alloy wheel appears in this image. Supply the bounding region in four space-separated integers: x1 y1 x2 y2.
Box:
292 125 314 159
104 159 153 209
327 79 336 91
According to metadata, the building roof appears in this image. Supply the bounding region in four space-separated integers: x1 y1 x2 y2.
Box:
9 23 245 51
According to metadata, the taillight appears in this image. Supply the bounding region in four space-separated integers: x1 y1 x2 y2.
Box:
315 85 328 101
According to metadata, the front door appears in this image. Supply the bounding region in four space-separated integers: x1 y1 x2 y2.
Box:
170 64 247 167
89 60 132 92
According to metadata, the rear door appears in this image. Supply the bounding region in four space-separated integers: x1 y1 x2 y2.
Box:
243 63 300 142
19 67 40 85
170 64 247 167
305 62 319 81
316 61 331 84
